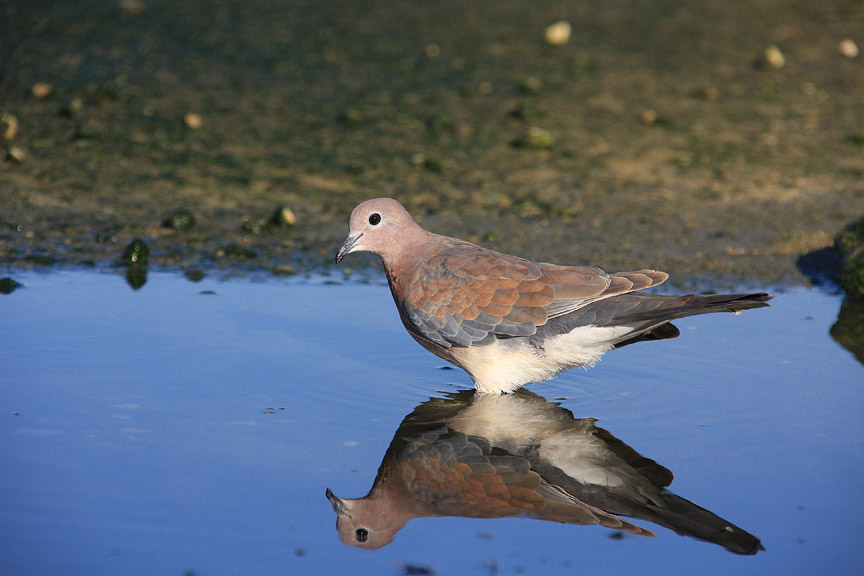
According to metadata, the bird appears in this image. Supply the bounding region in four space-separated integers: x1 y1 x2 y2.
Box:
336 198 771 394
326 389 764 554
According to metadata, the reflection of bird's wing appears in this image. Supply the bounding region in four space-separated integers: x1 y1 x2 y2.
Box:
401 429 653 536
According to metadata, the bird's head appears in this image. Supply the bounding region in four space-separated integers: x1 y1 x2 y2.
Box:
336 198 422 264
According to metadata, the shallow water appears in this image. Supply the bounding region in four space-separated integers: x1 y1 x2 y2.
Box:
2 270 862 575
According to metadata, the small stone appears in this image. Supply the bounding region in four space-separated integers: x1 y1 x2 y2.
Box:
5 145 25 163
2 113 19 140
838 39 859 58
764 45 785 70
270 205 297 228
116 0 148 16
121 238 149 266
640 109 658 125
689 86 720 101
518 76 543 95
162 208 196 230
61 97 84 117
241 218 269 235
545 21 572 46
0 277 22 294
515 126 555 149
183 113 203 130
337 109 366 128
31 83 53 99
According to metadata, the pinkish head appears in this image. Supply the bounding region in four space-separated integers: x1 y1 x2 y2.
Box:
335 198 421 263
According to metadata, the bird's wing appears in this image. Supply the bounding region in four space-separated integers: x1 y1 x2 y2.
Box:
402 240 666 348
541 266 668 318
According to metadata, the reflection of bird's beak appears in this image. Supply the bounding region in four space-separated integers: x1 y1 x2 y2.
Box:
326 488 348 514
335 233 362 264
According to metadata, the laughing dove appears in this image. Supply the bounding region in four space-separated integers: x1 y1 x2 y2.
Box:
336 198 771 394
326 390 764 554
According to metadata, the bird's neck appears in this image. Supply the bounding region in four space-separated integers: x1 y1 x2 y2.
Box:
381 231 433 299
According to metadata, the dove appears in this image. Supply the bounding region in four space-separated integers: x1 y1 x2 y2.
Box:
336 198 771 394
326 390 764 554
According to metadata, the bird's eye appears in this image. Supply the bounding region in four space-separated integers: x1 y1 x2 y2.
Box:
368 213 381 226
355 528 369 542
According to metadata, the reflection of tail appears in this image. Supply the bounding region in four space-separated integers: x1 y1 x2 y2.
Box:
643 492 765 555
528 421 764 555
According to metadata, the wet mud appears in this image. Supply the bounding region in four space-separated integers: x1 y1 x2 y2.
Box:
2 0 863 288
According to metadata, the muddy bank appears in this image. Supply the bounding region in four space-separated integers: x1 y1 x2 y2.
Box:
2 0 863 288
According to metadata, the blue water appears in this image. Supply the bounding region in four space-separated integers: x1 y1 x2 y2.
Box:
2 270 862 575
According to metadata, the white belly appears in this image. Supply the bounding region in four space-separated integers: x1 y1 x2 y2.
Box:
449 325 635 394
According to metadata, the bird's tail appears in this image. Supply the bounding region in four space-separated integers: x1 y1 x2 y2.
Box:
599 292 771 348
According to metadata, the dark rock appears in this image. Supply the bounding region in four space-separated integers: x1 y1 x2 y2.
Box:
830 299 864 364
0 277 21 294
163 209 196 230
60 97 84 118
122 238 149 266
835 216 864 299
241 218 269 235
125 265 147 290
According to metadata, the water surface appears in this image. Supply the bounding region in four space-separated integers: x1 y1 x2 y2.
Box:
2 270 862 575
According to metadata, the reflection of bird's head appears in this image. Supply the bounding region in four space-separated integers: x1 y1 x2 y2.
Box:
325 488 407 549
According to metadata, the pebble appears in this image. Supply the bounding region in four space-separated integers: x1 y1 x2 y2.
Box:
31 83 53 99
241 218 269 235
545 21 572 46
163 208 196 230
61 97 84 118
183 113 203 130
2 113 18 140
116 0 148 16
516 127 555 149
838 39 859 58
5 146 25 163
689 86 720 101
122 238 149 266
640 109 658 125
518 76 543 95
270 205 297 228
0 277 22 294
764 45 785 70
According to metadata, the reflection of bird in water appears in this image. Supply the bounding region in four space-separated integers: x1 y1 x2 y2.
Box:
336 198 771 393
327 390 764 555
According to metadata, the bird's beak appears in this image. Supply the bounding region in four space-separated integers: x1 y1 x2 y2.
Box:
335 233 362 264
326 488 348 514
